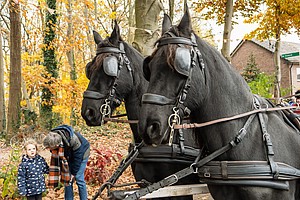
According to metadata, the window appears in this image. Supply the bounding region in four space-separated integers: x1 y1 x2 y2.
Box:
297 68 300 81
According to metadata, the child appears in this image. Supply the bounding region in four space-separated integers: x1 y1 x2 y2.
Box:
17 139 49 200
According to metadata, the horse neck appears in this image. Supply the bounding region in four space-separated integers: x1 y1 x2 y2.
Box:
189 45 255 153
123 44 147 143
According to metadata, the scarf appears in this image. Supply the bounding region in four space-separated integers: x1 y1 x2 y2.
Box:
48 146 71 187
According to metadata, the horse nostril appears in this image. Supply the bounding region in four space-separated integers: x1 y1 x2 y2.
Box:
86 108 95 118
146 122 160 139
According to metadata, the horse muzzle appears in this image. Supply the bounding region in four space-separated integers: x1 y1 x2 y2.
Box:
142 120 169 146
81 106 103 126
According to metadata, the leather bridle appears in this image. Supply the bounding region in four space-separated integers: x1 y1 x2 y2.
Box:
83 43 133 124
142 32 204 145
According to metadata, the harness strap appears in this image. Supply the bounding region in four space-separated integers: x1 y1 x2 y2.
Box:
158 37 197 47
201 179 289 190
92 142 143 200
255 97 280 179
96 47 125 55
142 93 175 105
83 90 106 99
124 167 195 200
124 114 257 200
198 161 300 180
178 128 185 153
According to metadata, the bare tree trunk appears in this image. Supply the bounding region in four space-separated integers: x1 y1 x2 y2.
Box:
273 2 282 100
83 5 94 59
274 35 281 100
127 0 135 44
66 0 77 125
221 0 233 62
21 76 32 111
0 28 6 135
7 0 22 138
133 0 163 56
169 0 174 21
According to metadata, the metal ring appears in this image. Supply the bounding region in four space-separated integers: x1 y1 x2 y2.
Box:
168 113 181 128
100 103 111 116
261 103 269 109
190 163 198 174
164 174 179 185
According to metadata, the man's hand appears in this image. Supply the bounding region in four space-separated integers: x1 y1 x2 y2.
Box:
70 175 75 183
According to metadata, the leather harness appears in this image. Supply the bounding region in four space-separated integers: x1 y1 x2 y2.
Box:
121 33 300 200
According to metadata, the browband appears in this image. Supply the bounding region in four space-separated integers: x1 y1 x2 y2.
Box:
158 37 197 47
96 47 125 55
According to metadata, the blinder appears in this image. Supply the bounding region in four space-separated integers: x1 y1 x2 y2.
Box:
174 47 191 77
103 56 119 77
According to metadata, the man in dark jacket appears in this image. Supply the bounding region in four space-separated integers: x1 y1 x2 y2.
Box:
43 125 90 200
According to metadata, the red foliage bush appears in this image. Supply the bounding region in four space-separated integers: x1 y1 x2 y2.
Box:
84 146 122 185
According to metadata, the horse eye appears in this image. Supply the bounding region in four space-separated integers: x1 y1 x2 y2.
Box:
85 62 92 80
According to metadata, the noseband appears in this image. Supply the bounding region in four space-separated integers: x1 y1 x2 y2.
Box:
142 32 205 145
83 43 133 123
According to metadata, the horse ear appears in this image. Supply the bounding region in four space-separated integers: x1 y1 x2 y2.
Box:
93 30 103 44
110 21 121 45
162 14 172 35
177 5 192 37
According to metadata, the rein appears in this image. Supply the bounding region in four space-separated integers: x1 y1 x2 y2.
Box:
103 113 139 124
174 105 300 129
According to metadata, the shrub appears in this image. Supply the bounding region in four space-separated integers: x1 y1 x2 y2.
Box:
0 147 22 199
84 147 122 185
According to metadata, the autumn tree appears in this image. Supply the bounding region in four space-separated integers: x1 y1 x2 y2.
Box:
193 0 263 61
244 0 300 98
41 0 58 129
7 0 22 138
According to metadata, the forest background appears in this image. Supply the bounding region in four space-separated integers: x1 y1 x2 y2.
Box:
0 0 299 199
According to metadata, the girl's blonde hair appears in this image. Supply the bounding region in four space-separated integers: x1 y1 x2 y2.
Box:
24 138 38 151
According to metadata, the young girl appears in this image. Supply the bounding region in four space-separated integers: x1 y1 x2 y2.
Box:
17 139 49 200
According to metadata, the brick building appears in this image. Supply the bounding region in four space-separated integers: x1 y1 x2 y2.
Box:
231 39 300 95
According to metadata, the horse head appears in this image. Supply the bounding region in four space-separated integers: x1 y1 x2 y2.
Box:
139 6 251 146
81 22 144 127
139 9 200 145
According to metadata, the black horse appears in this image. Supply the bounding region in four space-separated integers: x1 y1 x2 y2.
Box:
138 8 300 200
81 22 199 199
